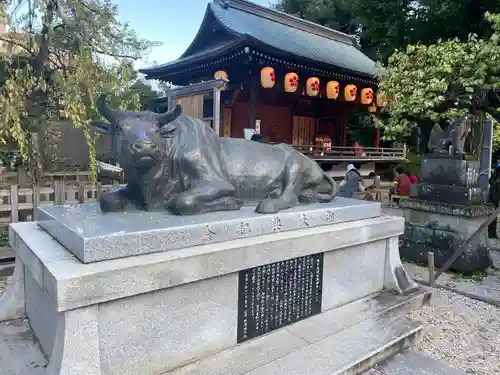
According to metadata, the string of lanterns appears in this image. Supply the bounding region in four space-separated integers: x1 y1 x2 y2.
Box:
215 68 387 109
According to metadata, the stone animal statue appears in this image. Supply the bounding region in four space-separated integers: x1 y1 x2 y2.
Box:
427 114 474 156
91 95 337 215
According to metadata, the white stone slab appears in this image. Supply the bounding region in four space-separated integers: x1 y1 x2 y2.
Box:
11 215 404 312
98 273 238 375
243 317 423 375
37 198 381 263
169 314 424 375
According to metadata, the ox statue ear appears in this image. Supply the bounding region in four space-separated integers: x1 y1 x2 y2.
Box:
159 122 177 138
89 120 111 135
156 104 182 127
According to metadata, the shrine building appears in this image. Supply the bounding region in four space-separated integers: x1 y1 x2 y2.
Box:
140 0 406 170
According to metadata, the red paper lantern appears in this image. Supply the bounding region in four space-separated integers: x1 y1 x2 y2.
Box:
260 67 276 89
306 77 320 97
284 72 299 93
214 70 228 81
344 84 357 102
361 88 374 105
326 81 340 99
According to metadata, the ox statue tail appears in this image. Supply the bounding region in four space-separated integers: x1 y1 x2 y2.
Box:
312 173 337 203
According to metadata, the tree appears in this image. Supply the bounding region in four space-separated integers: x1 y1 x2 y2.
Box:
109 63 161 110
0 0 159 180
350 0 422 62
374 13 500 145
274 0 359 36
414 0 500 44
274 0 500 62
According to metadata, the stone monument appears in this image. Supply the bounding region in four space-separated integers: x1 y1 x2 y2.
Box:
0 100 429 375
399 114 493 273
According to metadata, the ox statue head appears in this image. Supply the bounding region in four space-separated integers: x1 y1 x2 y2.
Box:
91 95 182 172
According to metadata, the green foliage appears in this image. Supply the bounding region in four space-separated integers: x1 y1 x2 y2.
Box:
375 12 500 140
274 0 500 62
491 116 500 152
275 0 359 35
0 0 159 181
405 151 421 177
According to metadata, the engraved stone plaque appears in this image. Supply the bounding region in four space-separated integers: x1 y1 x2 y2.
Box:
237 253 324 343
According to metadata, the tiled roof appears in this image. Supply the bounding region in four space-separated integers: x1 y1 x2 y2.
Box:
210 1 377 76
140 0 378 78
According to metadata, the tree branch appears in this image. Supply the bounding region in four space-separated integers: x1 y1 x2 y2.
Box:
34 0 58 78
0 36 36 56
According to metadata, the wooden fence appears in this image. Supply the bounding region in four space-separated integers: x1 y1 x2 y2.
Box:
0 181 125 225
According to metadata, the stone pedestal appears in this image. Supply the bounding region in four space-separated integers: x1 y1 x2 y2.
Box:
400 155 493 273
0 199 429 375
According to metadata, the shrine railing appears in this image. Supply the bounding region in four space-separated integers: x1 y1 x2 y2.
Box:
292 144 407 161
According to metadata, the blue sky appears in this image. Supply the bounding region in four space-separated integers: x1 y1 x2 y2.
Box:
114 0 273 70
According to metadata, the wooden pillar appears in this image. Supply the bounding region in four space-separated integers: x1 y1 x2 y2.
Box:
374 127 381 150
213 87 222 136
248 83 258 129
341 115 347 147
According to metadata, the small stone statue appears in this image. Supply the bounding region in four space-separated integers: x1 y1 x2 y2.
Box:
427 114 474 156
91 95 337 215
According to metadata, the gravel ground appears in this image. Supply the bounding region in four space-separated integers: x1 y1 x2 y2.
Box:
0 275 10 295
405 261 500 303
405 262 500 375
408 287 500 375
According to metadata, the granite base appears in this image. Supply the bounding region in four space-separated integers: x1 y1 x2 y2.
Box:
420 156 480 187
399 199 493 273
37 198 381 263
417 184 486 205
0 205 423 375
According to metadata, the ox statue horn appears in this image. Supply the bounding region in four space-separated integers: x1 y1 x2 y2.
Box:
97 94 120 124
156 104 183 126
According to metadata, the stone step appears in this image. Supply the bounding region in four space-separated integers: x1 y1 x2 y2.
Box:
0 246 14 262
0 246 15 276
368 350 469 375
243 317 423 375
167 288 430 375
0 262 14 277
0 288 430 375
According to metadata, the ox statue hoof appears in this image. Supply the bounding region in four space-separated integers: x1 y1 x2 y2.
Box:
256 198 286 214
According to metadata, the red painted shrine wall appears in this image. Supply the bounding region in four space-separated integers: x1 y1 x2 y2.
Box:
230 101 293 143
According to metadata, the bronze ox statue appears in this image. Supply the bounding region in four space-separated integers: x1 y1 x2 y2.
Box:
91 95 337 215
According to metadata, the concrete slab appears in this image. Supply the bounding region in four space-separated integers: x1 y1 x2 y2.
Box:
37 198 381 263
172 316 423 375
0 319 47 375
0 246 14 261
0 262 14 277
371 350 468 375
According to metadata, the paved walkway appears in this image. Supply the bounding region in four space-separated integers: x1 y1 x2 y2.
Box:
368 350 468 375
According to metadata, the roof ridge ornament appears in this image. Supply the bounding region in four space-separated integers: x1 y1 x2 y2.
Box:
219 0 229 9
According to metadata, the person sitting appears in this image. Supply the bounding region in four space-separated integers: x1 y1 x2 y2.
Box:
353 141 367 157
408 173 419 196
365 171 381 200
389 166 411 207
339 163 364 198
